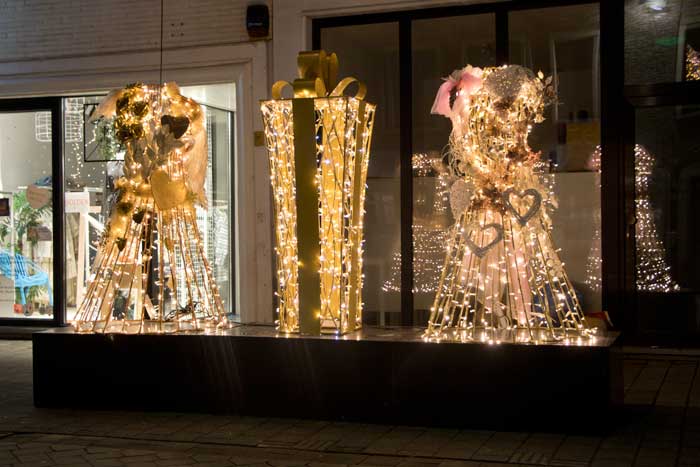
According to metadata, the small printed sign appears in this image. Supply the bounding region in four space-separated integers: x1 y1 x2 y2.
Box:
65 191 90 213
28 225 52 242
0 198 9 216
26 185 51 209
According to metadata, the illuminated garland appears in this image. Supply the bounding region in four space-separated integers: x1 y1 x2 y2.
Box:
383 154 451 294
72 83 229 333
425 65 592 343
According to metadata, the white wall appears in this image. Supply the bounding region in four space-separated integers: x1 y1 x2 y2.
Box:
0 0 261 62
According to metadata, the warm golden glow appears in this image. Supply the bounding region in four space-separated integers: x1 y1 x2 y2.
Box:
585 144 679 294
687 45 700 81
426 65 592 343
72 83 228 333
261 51 375 335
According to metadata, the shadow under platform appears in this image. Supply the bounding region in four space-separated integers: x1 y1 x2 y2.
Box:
33 325 622 431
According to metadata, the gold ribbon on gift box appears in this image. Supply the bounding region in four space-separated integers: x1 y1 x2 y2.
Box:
261 50 375 336
271 50 367 100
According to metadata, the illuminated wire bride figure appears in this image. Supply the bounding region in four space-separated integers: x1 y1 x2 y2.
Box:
425 65 591 342
73 83 228 333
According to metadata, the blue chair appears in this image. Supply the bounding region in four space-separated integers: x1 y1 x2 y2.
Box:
0 248 53 307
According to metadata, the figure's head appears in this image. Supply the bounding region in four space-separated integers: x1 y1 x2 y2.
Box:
433 64 553 138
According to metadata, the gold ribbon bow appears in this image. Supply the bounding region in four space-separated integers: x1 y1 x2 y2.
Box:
271 50 367 100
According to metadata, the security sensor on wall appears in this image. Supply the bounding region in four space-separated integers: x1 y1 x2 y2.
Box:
247 4 270 39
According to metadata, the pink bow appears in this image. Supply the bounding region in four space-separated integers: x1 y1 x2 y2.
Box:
431 69 483 118
431 77 457 118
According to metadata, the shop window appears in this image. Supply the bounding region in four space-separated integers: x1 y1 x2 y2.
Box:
509 4 603 316
410 14 496 322
321 23 401 325
633 104 700 341
63 83 236 323
0 111 55 319
317 2 603 326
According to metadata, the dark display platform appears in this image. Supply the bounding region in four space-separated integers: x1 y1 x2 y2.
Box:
33 325 622 431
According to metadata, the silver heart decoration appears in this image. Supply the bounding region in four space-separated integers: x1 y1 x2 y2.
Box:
464 222 504 258
503 188 542 226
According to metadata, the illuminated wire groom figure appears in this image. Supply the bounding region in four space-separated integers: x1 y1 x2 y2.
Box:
425 65 590 342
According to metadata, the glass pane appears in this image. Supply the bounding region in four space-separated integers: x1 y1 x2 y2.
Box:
411 14 496 321
197 104 234 314
63 86 236 323
0 111 54 319
63 95 110 322
625 0 700 84
321 23 401 325
634 105 700 339
509 5 603 317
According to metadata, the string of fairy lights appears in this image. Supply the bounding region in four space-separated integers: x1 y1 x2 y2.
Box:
687 45 700 81
584 145 679 294
424 64 592 343
382 153 451 294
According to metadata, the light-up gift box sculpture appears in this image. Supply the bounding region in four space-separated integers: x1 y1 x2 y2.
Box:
261 51 376 335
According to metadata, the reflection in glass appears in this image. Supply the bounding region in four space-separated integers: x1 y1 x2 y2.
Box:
0 111 54 319
411 14 496 321
584 145 680 294
634 105 699 338
322 23 401 325
510 4 602 316
636 105 699 291
382 154 450 297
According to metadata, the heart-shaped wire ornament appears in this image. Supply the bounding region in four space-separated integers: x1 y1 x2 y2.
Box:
503 188 542 226
464 222 504 258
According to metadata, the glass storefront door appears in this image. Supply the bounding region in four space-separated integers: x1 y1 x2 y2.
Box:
0 99 62 324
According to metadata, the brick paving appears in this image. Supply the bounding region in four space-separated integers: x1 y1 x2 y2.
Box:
0 340 699 466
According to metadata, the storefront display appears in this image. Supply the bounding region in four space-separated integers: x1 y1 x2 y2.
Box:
425 64 593 343
261 50 376 335
72 83 229 333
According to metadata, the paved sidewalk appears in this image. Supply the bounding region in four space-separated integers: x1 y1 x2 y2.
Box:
0 340 699 466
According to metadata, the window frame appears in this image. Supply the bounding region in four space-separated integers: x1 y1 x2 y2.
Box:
623 81 700 345
0 97 65 327
0 87 241 328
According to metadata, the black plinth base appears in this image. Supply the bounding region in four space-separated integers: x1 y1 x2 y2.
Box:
33 326 622 431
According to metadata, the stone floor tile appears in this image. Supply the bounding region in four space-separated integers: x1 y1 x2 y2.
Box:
471 433 528 463
590 460 633 467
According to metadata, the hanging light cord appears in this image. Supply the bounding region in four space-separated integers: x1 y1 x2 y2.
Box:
159 0 165 102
